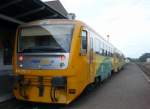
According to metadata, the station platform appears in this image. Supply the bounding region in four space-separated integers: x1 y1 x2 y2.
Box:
0 70 14 102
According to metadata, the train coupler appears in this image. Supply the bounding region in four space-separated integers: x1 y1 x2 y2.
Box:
38 76 44 97
14 75 31 99
50 77 67 102
51 77 67 88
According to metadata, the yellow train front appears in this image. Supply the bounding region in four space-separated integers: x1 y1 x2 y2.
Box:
13 19 124 104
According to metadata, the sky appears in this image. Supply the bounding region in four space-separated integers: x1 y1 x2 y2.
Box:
43 0 150 58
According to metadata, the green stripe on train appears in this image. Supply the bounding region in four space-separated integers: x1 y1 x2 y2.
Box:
96 56 112 81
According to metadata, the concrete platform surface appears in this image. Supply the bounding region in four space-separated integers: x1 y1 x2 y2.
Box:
0 63 150 109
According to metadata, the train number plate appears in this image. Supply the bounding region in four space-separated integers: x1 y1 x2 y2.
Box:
40 59 50 65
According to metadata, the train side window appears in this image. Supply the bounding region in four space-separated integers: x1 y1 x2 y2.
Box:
106 51 108 56
90 37 93 50
95 38 99 54
81 30 88 54
102 49 104 55
99 42 102 55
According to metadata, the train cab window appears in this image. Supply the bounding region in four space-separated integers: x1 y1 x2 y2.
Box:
81 30 88 53
19 25 74 53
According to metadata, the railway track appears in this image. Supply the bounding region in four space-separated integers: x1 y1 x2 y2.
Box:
137 63 150 77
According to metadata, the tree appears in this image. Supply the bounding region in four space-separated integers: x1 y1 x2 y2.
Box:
139 53 150 62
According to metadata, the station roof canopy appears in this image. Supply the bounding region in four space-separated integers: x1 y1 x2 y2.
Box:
0 0 68 28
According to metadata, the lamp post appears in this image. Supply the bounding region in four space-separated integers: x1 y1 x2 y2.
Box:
107 34 110 42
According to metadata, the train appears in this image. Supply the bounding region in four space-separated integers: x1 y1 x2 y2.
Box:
13 19 125 104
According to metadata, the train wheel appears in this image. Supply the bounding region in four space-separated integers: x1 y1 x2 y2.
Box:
86 83 95 92
94 76 102 87
115 68 118 73
97 76 101 86
108 72 111 79
94 77 99 87
118 68 120 72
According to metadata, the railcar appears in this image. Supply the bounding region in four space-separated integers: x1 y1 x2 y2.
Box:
112 49 125 73
13 19 124 104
